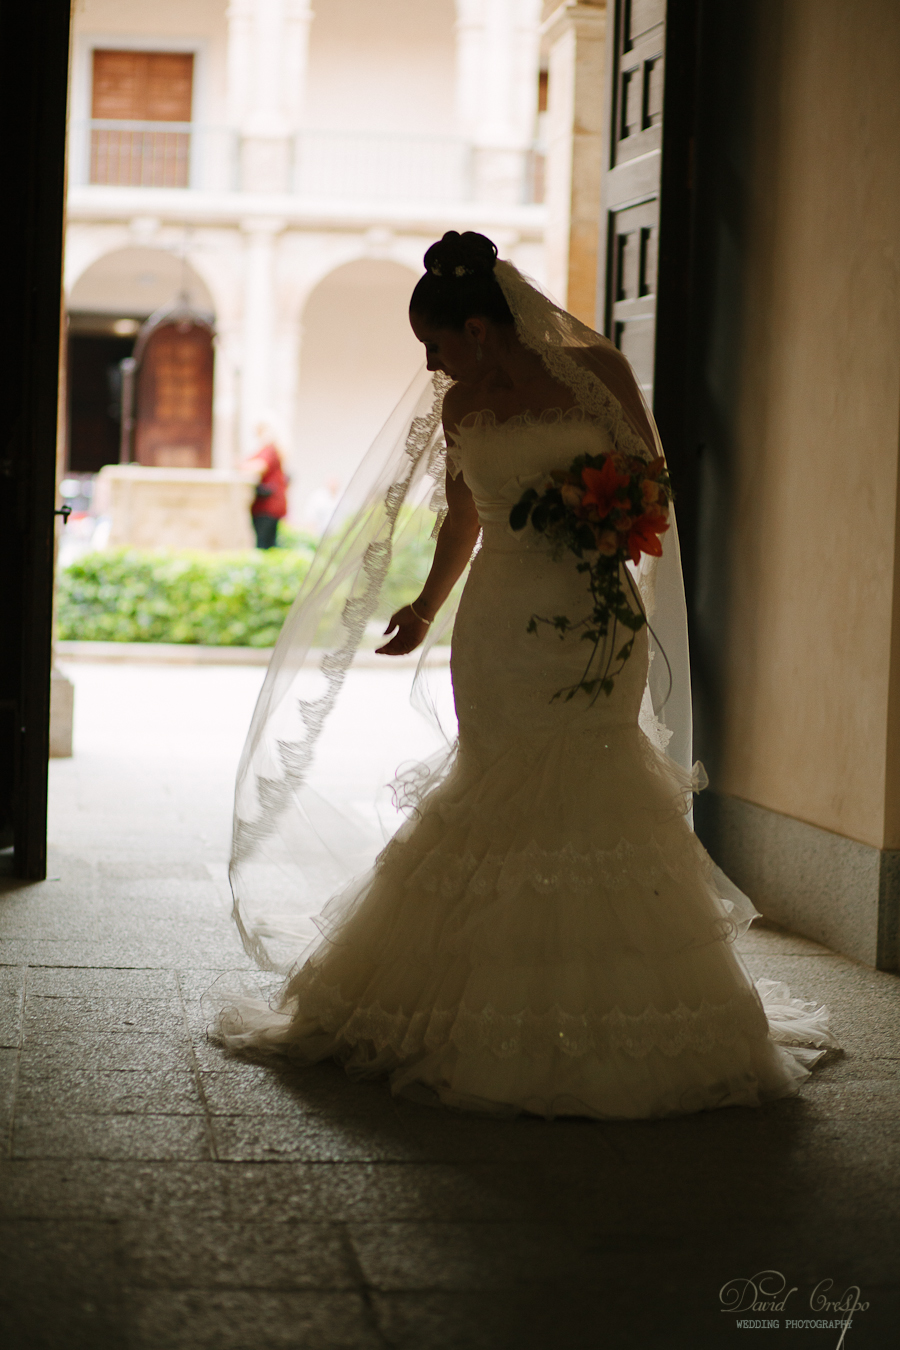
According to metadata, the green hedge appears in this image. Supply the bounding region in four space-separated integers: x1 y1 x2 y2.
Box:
57 548 315 647
56 515 440 648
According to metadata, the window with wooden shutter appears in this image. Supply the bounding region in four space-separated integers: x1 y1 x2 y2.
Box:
90 50 194 188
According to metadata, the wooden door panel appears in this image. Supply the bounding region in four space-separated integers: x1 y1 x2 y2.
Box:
606 196 659 394
135 323 213 469
599 0 702 595
611 0 666 167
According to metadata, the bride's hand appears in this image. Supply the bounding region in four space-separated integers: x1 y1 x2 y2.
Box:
376 604 431 656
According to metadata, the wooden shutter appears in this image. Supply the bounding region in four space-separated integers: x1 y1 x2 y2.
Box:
598 0 666 400
90 50 193 188
134 323 213 469
598 0 699 575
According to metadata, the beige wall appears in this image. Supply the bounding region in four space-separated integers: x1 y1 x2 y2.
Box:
306 0 456 134
717 0 900 850
291 259 422 524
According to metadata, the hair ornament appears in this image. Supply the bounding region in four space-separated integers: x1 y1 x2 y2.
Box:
428 262 476 279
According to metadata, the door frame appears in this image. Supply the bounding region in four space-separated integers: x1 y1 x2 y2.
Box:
0 2 72 878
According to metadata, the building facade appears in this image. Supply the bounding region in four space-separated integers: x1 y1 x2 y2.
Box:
65 0 547 525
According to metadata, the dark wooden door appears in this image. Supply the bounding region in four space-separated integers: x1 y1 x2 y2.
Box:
134 322 214 468
598 0 700 561
67 334 135 473
0 1 71 877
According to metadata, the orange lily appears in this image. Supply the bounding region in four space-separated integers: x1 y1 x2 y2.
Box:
627 508 669 565
580 458 630 521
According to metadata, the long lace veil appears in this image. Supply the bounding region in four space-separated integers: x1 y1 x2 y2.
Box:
228 260 694 974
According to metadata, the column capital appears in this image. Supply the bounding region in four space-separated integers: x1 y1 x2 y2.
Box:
541 0 606 45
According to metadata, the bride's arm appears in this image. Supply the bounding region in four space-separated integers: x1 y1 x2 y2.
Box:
376 465 480 657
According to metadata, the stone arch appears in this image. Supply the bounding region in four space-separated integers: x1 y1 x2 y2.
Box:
291 257 422 527
67 246 215 318
66 248 217 474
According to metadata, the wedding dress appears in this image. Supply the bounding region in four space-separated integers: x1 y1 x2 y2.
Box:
212 261 838 1119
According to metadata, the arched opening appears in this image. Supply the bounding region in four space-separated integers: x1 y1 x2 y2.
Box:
292 258 422 529
65 247 214 477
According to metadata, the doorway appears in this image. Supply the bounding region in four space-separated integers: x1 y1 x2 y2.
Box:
67 318 137 474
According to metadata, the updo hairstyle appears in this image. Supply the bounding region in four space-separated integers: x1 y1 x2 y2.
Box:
409 231 514 330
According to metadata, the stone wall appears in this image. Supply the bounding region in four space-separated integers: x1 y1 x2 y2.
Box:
96 465 256 551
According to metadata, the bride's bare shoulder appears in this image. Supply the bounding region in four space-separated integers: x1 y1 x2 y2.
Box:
441 381 482 436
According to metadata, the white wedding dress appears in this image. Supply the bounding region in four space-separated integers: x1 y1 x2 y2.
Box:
216 404 837 1119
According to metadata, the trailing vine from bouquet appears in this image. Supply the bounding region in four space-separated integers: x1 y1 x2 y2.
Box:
510 450 673 704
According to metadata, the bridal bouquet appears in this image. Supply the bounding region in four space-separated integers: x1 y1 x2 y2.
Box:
509 451 672 700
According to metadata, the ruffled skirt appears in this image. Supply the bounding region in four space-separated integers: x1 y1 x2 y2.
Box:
213 538 838 1118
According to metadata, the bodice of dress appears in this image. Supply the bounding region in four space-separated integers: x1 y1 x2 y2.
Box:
447 407 615 540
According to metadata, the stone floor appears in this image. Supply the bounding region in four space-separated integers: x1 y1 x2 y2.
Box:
1 661 898 1349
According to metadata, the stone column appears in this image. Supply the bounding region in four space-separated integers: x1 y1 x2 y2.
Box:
541 1 607 321
227 0 314 194
455 0 542 206
240 218 284 454
211 327 239 469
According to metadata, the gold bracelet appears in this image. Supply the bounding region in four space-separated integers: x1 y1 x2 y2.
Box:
409 600 432 625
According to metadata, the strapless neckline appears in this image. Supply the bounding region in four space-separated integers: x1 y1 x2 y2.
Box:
457 405 601 433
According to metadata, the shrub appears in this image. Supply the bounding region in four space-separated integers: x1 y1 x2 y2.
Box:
57 548 314 647
56 510 444 648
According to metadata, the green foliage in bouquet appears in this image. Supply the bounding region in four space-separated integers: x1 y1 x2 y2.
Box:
510 450 672 701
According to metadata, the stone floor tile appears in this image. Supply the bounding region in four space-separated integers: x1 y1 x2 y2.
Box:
370 1289 600 1350
223 1161 542 1226
349 1220 584 1292
810 1053 900 1083
119 1217 357 1290
0 965 24 1048
16 1067 204 1115
26 967 179 999
0 1159 229 1221
200 1068 316 1117
24 995 186 1037
126 1289 383 1350
97 860 213 882
18 1031 192 1077
198 1062 397 1120
793 1078 900 1120
740 953 900 1056
0 1219 127 1350
0 939 226 968
736 919 837 957
210 1113 418 1164
12 1112 211 1162
0 1046 18 1141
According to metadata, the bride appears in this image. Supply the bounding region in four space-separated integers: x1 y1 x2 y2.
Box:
213 231 838 1119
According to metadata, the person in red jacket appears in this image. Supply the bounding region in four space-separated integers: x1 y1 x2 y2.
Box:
241 423 289 548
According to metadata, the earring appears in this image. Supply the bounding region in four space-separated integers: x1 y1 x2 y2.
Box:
476 342 483 362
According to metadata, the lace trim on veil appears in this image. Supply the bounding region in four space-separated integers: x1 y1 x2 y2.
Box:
229 372 451 969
